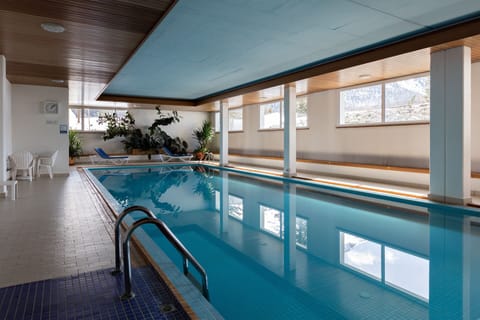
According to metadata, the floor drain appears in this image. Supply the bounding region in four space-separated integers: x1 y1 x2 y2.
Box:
160 303 176 313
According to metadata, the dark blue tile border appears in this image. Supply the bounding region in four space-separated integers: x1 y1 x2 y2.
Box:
0 267 190 320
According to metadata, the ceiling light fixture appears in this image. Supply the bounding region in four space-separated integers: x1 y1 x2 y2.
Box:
41 22 65 33
359 74 371 79
51 79 65 84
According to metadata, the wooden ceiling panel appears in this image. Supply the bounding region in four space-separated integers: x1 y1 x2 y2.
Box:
432 35 480 62
0 0 171 33
7 75 68 87
0 1 175 87
7 62 115 83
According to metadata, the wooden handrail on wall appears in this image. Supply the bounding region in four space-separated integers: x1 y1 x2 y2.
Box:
228 153 429 174
228 153 480 178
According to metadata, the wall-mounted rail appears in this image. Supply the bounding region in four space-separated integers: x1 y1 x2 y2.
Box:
120 216 209 301
111 206 156 275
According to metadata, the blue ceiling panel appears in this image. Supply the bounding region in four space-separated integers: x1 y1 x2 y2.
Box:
103 0 480 101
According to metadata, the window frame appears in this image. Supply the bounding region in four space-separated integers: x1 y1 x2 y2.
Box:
214 107 245 133
68 106 128 133
228 107 244 132
337 73 430 128
258 95 309 131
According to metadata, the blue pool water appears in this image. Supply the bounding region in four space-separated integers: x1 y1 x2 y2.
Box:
89 164 480 320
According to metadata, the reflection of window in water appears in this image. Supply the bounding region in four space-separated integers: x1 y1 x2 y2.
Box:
295 217 308 249
385 247 429 301
214 190 220 211
228 195 244 220
260 205 308 248
342 233 381 279
260 205 283 237
340 231 429 301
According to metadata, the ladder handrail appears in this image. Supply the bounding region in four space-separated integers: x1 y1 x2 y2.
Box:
112 206 156 274
121 217 210 301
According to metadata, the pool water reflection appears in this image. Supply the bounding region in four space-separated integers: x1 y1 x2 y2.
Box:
90 165 480 319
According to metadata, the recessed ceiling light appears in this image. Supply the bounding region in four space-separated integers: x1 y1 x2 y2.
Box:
359 74 371 79
51 79 65 84
41 22 65 33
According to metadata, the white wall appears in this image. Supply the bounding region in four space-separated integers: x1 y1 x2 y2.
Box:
220 61 480 171
12 85 69 174
79 109 209 154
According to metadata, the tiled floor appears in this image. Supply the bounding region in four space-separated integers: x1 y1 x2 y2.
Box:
0 267 189 320
0 169 114 288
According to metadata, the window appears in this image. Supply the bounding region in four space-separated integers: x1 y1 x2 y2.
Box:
213 108 243 132
228 195 244 220
296 96 308 128
339 75 430 126
69 81 128 108
215 112 220 132
385 77 430 122
229 108 243 131
260 102 282 129
69 108 82 131
340 231 429 301
68 108 127 132
259 205 308 248
259 96 308 129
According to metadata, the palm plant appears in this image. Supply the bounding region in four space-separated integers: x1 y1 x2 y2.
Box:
193 120 214 153
69 130 82 158
68 130 82 165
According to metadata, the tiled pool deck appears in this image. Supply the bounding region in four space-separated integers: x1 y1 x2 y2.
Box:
0 168 200 319
0 267 189 320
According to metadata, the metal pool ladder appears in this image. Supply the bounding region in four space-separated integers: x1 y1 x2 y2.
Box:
112 206 210 301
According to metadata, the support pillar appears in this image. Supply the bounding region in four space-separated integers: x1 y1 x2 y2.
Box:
0 56 7 194
219 101 229 166
429 46 471 204
283 84 296 177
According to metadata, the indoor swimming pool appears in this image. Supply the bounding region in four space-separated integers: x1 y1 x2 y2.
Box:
88 164 480 319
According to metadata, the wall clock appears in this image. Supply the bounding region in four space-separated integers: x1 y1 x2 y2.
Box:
43 101 59 114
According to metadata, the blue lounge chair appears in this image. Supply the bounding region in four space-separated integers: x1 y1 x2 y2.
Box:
93 148 129 165
161 146 193 162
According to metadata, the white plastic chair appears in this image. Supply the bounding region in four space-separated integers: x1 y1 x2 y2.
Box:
9 151 34 181
37 150 58 179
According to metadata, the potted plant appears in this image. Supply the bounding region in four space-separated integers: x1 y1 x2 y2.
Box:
192 120 214 160
68 130 82 165
98 107 188 159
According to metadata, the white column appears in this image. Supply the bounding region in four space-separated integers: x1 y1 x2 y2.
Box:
283 84 296 177
0 56 6 193
219 100 229 166
429 46 471 204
